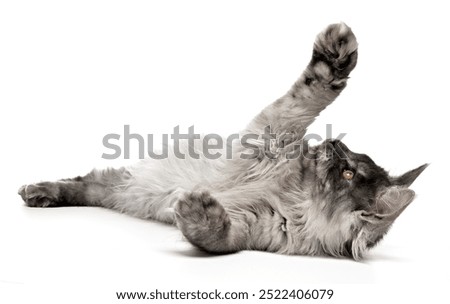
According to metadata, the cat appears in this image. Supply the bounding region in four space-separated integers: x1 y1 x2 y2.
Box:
18 23 427 260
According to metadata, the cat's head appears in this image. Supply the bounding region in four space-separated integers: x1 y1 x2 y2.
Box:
309 139 427 260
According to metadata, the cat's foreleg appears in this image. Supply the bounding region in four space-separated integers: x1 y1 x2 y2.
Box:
174 191 249 253
246 23 358 139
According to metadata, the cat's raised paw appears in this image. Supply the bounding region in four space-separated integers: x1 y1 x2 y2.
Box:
312 23 358 81
18 182 59 207
174 191 231 251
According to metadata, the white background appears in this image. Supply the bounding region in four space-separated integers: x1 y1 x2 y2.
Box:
1 0 449 303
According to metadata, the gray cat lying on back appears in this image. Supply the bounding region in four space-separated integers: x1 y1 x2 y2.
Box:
19 23 427 260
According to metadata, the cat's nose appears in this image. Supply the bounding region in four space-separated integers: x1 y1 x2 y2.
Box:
325 139 342 151
329 139 349 151
328 139 342 146
325 142 335 159
326 140 349 159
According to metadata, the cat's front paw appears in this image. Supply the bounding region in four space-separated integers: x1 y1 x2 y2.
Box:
174 191 231 252
312 23 358 82
18 182 59 207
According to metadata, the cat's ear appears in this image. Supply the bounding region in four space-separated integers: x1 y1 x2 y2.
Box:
352 187 415 260
390 163 429 188
368 186 415 218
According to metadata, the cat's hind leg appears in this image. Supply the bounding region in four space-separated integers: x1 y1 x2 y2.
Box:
18 167 130 208
175 191 248 254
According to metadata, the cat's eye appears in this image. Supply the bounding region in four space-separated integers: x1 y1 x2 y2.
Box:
343 170 354 180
